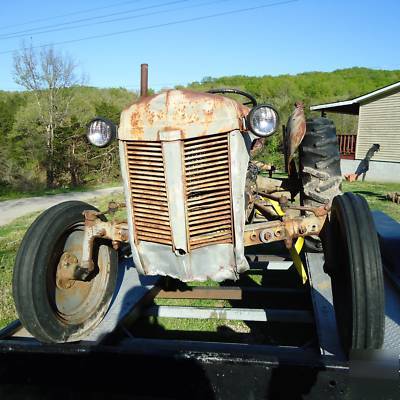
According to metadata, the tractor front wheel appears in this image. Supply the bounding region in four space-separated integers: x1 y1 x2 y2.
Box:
324 192 385 355
12 201 118 343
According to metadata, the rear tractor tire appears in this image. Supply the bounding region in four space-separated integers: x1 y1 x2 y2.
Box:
324 192 385 355
12 201 118 343
299 117 342 252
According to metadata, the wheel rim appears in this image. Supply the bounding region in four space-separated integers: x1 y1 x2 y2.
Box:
48 223 112 326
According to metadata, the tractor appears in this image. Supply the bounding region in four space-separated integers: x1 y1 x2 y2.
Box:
12 66 384 356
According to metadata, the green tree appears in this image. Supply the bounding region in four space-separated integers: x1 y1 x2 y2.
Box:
13 43 84 188
0 93 26 184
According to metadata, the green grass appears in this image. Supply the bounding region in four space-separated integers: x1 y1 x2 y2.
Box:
342 181 400 221
0 180 122 202
151 279 250 335
0 180 399 332
0 211 41 327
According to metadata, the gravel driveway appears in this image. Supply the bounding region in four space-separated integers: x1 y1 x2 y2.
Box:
0 187 123 227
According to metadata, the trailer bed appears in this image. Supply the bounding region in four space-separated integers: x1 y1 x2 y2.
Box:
0 212 399 399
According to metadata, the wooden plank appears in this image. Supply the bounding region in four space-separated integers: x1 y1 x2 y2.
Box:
156 286 307 300
157 286 242 300
145 305 314 323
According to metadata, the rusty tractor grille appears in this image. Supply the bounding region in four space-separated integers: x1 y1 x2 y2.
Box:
184 132 233 250
125 141 173 246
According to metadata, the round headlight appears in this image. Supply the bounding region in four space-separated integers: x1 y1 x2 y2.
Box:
86 117 117 147
247 105 279 138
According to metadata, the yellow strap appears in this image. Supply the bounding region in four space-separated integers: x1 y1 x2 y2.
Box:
258 196 307 283
266 198 285 217
290 237 308 284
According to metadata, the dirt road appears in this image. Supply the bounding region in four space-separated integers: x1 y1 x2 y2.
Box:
0 187 123 227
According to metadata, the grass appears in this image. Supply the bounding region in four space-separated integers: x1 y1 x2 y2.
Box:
151 279 250 336
342 181 400 221
0 211 41 328
0 180 122 202
0 180 399 332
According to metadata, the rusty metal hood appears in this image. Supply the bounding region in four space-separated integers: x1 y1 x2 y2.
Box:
118 89 249 141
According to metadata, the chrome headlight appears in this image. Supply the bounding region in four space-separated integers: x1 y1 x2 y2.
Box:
247 105 279 138
86 117 116 147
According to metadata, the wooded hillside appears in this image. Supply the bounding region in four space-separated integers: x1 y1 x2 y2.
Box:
184 67 400 167
1 67 399 193
0 87 136 192
186 67 400 132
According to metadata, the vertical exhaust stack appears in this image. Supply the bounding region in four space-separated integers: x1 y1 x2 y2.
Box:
140 63 148 98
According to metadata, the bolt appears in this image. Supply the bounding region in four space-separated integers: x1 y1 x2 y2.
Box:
264 231 272 241
274 230 282 238
259 230 273 243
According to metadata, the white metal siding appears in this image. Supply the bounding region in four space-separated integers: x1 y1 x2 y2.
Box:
356 89 400 162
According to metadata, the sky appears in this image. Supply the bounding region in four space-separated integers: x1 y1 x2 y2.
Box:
0 0 399 91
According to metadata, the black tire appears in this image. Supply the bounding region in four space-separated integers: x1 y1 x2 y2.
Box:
12 201 118 343
299 117 342 252
324 193 385 355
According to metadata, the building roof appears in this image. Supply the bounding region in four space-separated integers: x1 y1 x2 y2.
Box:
310 80 400 115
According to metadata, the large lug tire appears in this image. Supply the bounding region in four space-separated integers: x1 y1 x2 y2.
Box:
12 201 118 343
324 193 385 355
299 117 342 252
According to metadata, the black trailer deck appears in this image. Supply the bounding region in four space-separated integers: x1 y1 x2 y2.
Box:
0 212 399 399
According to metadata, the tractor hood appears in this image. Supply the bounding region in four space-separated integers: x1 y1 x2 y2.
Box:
118 89 249 141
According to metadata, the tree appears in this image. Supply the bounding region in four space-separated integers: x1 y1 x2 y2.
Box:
0 93 26 185
0 146 8 184
13 43 84 188
10 100 47 189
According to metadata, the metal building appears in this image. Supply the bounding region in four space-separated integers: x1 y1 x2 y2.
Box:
310 81 400 182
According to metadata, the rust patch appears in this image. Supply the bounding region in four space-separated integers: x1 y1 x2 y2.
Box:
56 252 79 290
244 213 327 248
122 92 159 112
119 89 250 141
130 110 144 138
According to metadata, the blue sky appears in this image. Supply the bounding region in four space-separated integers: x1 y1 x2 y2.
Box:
1 0 399 91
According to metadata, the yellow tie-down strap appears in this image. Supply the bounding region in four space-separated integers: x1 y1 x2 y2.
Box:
290 237 307 284
265 198 308 284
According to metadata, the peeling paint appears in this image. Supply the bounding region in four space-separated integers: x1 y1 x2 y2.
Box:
119 89 249 141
